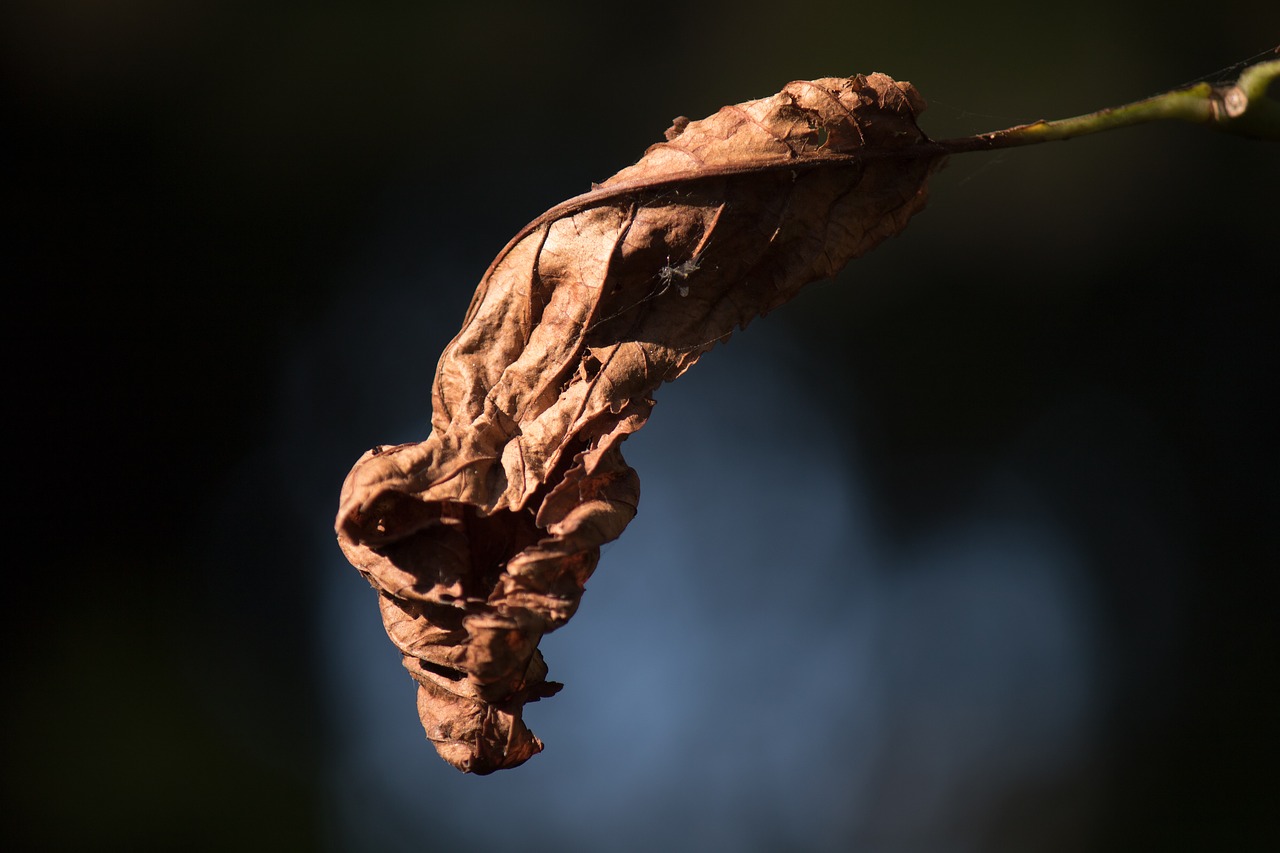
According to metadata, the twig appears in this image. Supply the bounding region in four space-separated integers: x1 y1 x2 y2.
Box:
938 47 1280 153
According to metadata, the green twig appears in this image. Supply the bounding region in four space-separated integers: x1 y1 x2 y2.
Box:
938 48 1280 153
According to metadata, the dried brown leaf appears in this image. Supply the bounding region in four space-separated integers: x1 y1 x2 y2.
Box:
336 73 945 773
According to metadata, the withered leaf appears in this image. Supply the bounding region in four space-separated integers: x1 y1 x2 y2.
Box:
336 73 945 773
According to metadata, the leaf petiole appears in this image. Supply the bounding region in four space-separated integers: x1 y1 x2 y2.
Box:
938 48 1280 152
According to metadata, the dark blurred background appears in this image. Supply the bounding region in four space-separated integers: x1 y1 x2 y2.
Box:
5 1 1278 850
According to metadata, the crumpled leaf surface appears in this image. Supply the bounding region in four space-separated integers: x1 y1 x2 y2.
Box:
336 73 945 773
